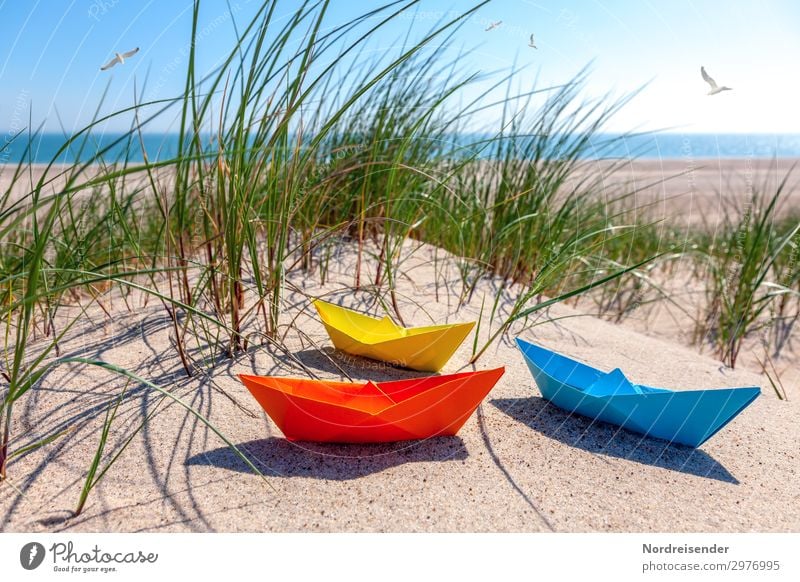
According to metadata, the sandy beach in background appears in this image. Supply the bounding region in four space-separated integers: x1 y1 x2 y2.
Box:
601 158 800 223
1 239 797 533
4 158 800 223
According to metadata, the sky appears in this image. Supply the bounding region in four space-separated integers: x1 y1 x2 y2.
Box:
0 0 798 135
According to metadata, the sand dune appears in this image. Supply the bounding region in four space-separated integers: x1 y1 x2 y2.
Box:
1 241 796 532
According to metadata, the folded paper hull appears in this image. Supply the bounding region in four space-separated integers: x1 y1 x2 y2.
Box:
516 338 760 448
314 300 474 372
239 368 505 443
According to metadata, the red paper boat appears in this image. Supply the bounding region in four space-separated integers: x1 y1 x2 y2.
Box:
239 368 505 442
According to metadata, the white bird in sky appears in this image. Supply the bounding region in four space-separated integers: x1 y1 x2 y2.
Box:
100 47 140 71
528 33 537 49
701 66 732 95
485 20 502 31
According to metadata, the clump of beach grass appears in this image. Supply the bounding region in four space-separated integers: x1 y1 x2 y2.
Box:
0 0 735 516
693 169 799 368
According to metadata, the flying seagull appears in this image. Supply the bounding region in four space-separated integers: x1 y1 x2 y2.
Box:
100 47 140 71
701 66 731 95
528 33 537 49
485 20 502 31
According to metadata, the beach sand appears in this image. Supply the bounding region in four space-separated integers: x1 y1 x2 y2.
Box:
4 158 799 215
576 158 800 225
1 238 797 533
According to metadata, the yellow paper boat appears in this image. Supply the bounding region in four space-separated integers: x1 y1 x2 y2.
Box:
313 300 475 372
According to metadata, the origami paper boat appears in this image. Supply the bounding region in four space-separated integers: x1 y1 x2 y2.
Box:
313 300 475 372
515 338 760 447
239 368 505 442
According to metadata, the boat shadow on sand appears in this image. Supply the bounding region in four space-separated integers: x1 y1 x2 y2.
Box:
186 436 467 480
284 347 436 382
492 397 739 484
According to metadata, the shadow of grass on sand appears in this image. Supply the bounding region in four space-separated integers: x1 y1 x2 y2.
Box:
492 397 739 484
286 347 436 382
186 436 468 480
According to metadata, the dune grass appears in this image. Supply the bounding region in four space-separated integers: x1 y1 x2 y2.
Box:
0 0 796 516
692 169 800 368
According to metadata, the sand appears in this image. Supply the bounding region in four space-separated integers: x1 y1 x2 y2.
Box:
576 157 800 225
4 158 799 214
1 238 798 533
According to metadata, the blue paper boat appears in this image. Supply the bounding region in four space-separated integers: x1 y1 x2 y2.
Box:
515 338 760 448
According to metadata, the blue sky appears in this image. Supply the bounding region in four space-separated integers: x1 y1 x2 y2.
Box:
1 0 798 134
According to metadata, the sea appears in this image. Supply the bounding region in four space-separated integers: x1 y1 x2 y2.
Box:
1 132 800 165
